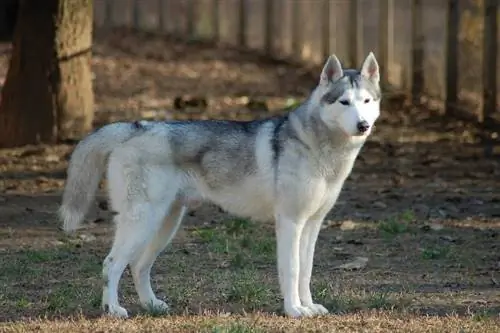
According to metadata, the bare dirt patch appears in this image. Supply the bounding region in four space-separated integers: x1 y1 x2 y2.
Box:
0 28 499 331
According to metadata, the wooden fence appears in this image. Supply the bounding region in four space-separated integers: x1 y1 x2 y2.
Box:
93 0 499 124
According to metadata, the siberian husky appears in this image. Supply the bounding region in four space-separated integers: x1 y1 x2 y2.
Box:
59 52 382 318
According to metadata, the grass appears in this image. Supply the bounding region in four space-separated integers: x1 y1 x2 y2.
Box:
226 270 274 310
210 322 266 333
313 281 412 314
0 211 499 332
421 245 451 260
377 210 415 237
192 218 276 269
2 313 500 333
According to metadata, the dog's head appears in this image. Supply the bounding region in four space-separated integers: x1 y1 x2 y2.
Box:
313 52 381 138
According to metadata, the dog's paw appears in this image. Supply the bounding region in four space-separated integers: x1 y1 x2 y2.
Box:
284 304 315 318
104 304 129 318
305 303 329 316
143 299 169 314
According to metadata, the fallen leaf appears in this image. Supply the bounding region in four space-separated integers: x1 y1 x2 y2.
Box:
430 223 444 231
336 257 369 271
44 154 60 163
78 234 97 242
373 201 387 209
321 220 339 230
340 220 358 231
439 235 456 243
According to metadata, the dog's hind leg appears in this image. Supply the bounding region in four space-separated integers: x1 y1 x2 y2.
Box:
102 212 154 318
130 199 186 312
101 151 178 318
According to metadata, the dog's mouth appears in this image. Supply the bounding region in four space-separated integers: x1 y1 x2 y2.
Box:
352 131 369 137
333 122 373 139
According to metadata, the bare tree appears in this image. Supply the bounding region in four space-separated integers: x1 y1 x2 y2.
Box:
0 0 94 148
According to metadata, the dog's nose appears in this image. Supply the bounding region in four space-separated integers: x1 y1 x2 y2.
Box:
357 120 370 133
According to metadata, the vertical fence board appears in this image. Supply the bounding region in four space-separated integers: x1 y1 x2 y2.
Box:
163 0 179 35
271 0 284 57
212 0 220 42
93 0 107 28
300 0 323 63
379 0 394 88
445 0 459 116
245 0 265 50
331 1 350 62
278 0 293 57
348 0 363 68
411 0 424 104
483 0 498 123
158 0 166 32
321 0 331 59
186 0 195 38
291 0 301 59
238 0 247 47
104 0 114 28
218 0 238 44
264 0 274 55
132 0 140 29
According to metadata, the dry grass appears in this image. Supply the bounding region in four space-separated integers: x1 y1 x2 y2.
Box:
1 312 499 333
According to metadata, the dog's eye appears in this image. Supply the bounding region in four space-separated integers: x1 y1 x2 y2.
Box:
364 98 371 104
339 100 350 106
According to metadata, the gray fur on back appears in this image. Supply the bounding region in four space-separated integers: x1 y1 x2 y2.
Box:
166 120 265 188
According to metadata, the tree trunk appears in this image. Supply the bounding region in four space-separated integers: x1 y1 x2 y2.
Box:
0 0 93 148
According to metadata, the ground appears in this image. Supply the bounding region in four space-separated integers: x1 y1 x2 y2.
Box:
0 28 499 332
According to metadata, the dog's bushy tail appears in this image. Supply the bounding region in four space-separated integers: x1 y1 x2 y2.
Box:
59 122 140 233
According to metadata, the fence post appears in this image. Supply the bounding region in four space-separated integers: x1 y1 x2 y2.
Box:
482 0 498 124
378 0 394 88
238 0 247 47
264 0 275 55
321 0 331 60
212 0 220 42
348 0 362 68
411 0 424 105
445 0 459 116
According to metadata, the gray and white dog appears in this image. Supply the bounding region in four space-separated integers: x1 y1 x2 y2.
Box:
59 52 381 318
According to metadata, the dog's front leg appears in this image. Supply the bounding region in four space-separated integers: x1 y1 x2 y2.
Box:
298 218 329 315
275 215 314 318
298 190 341 315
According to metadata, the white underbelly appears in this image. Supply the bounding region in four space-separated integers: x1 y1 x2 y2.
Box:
199 174 276 221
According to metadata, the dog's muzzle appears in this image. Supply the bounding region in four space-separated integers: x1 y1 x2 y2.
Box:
357 120 370 134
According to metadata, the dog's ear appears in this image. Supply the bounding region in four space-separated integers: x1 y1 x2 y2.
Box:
320 54 343 86
360 52 380 84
